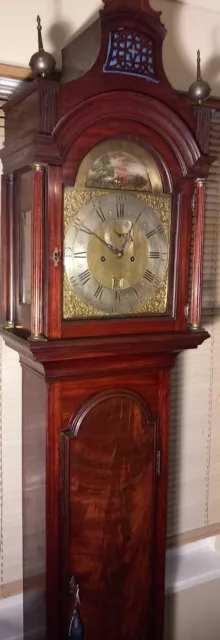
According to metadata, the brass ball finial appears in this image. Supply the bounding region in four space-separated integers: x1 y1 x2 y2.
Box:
29 15 56 78
188 50 211 105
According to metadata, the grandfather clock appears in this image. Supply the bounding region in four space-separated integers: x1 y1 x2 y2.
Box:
0 1 213 639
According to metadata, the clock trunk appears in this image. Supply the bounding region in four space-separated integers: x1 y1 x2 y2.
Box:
18 337 171 640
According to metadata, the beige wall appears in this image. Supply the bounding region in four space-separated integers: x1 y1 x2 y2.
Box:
165 579 220 640
0 0 101 69
1 0 220 95
174 0 220 10
154 0 220 94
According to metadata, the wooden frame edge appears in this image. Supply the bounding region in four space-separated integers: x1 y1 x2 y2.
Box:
0 64 31 100
0 64 31 80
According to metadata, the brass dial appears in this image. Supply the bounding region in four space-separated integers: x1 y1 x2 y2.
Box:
64 192 168 316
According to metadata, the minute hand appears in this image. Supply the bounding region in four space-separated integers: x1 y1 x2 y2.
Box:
82 225 123 256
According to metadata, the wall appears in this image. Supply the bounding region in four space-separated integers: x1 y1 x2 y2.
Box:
0 122 22 598
154 0 220 94
1 343 22 594
165 579 220 640
1 1 220 94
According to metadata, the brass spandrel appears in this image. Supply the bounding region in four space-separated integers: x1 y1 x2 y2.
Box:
63 270 103 318
135 193 171 239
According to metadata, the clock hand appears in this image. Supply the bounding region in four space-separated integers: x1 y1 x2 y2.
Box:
113 229 123 238
121 225 134 249
81 224 123 256
113 223 134 241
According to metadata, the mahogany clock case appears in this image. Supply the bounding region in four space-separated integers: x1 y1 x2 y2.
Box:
0 1 213 639
0 0 213 342
1 105 197 341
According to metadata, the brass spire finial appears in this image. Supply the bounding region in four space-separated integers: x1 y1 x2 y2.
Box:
197 50 202 81
29 15 56 78
188 50 211 105
37 15 44 50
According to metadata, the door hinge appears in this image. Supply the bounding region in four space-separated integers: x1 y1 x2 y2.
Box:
156 450 161 476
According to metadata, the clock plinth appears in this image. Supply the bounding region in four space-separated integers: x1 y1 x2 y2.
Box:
0 1 213 638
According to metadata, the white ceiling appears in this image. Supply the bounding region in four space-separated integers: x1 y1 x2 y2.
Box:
170 0 220 12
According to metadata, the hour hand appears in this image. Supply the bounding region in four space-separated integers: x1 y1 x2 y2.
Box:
113 223 134 242
122 225 134 248
81 224 122 256
113 229 123 238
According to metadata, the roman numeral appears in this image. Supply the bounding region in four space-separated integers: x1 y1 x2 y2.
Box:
94 285 103 301
149 251 160 259
116 204 124 218
153 276 162 288
80 224 92 235
115 291 121 304
79 269 91 285
73 217 81 231
70 276 78 286
133 287 140 298
135 212 142 223
146 225 164 239
143 269 155 283
74 251 87 259
146 229 156 239
96 206 106 222
116 196 126 218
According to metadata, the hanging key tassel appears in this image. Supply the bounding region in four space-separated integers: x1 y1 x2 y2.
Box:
69 577 84 640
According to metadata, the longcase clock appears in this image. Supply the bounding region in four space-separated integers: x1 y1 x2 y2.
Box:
0 1 213 639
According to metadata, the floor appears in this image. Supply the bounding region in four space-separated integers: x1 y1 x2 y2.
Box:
165 578 220 640
0 594 23 640
1 581 220 640
1 538 220 640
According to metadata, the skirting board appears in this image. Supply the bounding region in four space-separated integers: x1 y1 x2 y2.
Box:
0 593 44 640
2 538 220 639
0 593 23 640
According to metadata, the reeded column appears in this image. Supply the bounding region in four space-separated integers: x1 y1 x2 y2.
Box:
4 174 14 329
28 163 47 341
189 178 206 330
